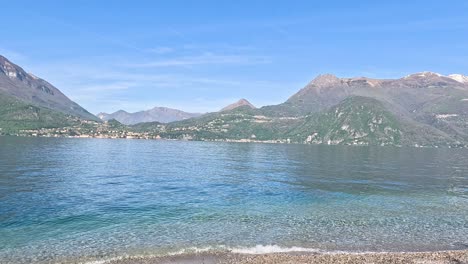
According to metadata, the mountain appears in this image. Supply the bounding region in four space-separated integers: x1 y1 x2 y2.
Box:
160 103 295 141
287 96 402 145
155 72 468 147
220 99 256 111
261 72 468 116
260 72 468 139
97 107 202 125
287 96 462 146
156 95 459 146
0 55 97 121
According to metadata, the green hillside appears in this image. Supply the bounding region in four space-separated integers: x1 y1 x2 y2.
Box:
0 93 79 133
154 96 465 147
288 96 402 146
157 105 300 141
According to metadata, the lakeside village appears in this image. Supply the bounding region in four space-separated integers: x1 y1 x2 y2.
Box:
0 119 291 144
0 120 160 139
1 120 467 148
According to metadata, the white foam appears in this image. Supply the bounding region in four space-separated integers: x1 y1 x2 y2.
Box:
230 245 322 254
165 245 229 255
163 245 328 255
80 256 127 264
79 247 228 264
79 245 357 263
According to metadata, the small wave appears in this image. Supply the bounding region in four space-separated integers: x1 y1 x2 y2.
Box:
165 245 326 255
80 245 326 263
51 244 468 264
80 256 127 264
165 245 230 255
230 245 323 254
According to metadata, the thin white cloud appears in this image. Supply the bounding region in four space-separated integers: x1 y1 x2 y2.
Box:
126 53 271 68
146 47 174 54
21 54 287 114
76 82 135 92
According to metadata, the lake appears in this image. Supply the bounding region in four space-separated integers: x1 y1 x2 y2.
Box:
0 137 467 263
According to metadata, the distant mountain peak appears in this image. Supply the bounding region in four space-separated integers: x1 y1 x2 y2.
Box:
220 98 256 112
448 74 468 84
310 74 340 86
403 71 443 79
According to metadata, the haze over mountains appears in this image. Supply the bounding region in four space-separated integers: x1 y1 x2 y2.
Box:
1 54 468 147
97 107 202 125
98 99 256 124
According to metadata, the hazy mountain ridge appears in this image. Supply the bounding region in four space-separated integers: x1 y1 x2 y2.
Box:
98 107 202 125
99 99 256 125
0 55 98 121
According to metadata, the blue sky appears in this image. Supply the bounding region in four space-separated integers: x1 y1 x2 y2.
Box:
1 1 468 114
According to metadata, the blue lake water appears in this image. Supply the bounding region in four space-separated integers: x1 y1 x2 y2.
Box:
0 137 467 263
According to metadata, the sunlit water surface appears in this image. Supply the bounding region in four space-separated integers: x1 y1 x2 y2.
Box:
0 137 467 263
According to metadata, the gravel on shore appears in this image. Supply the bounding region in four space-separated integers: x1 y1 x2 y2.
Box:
106 250 468 264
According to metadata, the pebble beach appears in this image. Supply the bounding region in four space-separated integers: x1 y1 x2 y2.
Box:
106 250 468 264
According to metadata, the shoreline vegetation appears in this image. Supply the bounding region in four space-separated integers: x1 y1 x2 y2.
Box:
1 133 467 149
97 250 468 264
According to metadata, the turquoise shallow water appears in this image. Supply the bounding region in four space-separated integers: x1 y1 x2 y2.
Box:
0 137 467 263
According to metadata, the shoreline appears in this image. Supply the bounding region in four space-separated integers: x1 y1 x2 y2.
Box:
100 249 468 264
1 134 467 149
3 246 468 264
